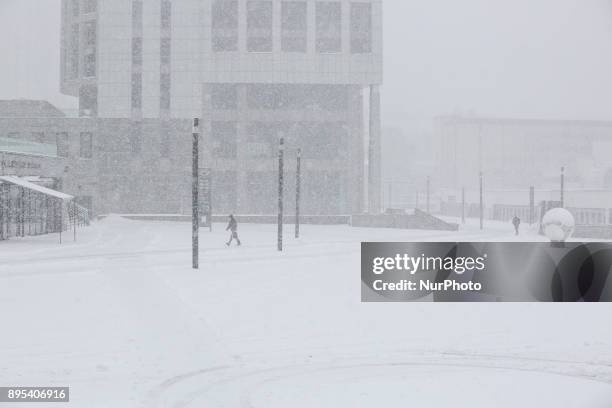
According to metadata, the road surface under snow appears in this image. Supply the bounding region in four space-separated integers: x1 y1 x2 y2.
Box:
1 216 611 407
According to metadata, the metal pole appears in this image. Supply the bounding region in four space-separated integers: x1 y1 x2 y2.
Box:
20 187 25 237
295 148 301 239
58 200 62 244
560 166 565 208
278 137 285 251
209 172 213 232
387 180 392 210
73 203 77 242
192 118 200 269
479 172 484 230
426 176 431 214
461 186 466 224
529 186 535 225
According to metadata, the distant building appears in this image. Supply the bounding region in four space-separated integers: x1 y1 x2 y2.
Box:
434 116 612 191
434 115 612 226
56 0 384 215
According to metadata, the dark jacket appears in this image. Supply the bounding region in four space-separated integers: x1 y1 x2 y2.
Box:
226 217 238 232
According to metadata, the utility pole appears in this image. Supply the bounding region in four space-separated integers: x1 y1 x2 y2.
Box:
295 148 301 239
461 186 466 224
479 172 484 231
388 180 392 210
560 166 565 208
192 118 199 269
277 137 285 251
426 176 431 214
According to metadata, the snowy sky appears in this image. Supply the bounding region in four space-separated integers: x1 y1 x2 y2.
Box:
1 0 612 131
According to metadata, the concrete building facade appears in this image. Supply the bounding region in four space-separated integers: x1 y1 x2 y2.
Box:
59 0 383 215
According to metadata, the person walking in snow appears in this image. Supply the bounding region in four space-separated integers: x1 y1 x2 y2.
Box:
512 215 521 236
226 214 241 246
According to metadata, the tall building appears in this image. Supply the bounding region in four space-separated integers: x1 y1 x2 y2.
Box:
59 0 383 215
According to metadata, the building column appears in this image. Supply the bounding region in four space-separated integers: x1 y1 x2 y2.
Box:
306 0 316 53
236 84 249 214
348 86 364 214
368 85 382 214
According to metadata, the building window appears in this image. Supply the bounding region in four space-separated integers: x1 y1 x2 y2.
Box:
160 123 170 157
56 133 69 158
350 3 372 53
211 84 238 110
130 123 142 154
212 171 237 214
7 132 19 139
247 172 276 214
70 23 80 79
79 132 93 158
82 21 96 77
132 1 143 113
298 122 347 160
82 0 97 14
83 21 96 47
160 1 172 114
246 122 275 158
211 122 237 158
160 73 171 111
132 38 143 67
83 53 96 77
132 0 143 28
212 0 238 52
247 1 273 52
316 2 341 53
247 84 349 111
161 0 172 31
160 38 171 65
71 0 80 16
281 2 307 52
79 85 98 117
131 73 142 109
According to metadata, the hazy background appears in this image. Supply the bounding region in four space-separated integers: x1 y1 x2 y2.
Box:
2 0 612 132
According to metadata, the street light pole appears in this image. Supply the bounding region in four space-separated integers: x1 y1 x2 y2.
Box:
295 148 301 239
192 118 200 269
277 137 285 251
560 166 565 208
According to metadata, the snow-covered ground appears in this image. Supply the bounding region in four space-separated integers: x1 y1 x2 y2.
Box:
1 216 611 407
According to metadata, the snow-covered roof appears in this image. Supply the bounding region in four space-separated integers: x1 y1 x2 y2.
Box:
0 100 66 118
0 176 73 201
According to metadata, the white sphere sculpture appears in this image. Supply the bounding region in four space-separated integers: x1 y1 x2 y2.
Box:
542 208 575 242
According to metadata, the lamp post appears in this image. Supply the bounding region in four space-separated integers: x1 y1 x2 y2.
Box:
560 166 565 208
192 118 200 269
277 137 285 251
295 148 301 239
